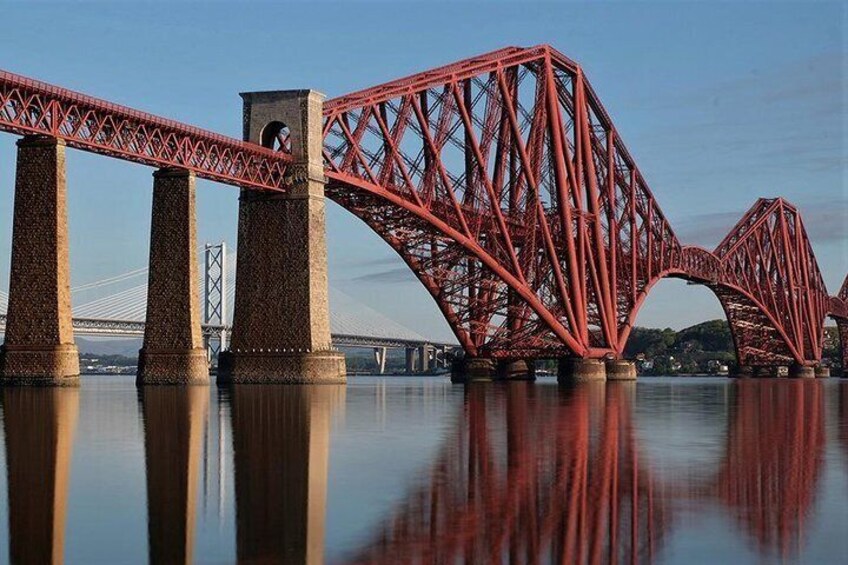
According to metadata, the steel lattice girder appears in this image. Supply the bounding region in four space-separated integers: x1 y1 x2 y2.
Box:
323 45 681 359
711 198 830 366
0 70 293 190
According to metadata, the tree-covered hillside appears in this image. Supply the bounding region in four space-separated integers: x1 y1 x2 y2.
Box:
624 320 841 375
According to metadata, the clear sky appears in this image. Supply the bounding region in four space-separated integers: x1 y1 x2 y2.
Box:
0 1 844 341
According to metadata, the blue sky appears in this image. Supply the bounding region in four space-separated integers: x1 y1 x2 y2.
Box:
0 1 844 341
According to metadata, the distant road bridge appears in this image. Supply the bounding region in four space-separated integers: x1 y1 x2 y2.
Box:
0 314 454 374
0 246 457 375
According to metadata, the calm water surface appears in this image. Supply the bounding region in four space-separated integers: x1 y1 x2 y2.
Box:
0 375 846 564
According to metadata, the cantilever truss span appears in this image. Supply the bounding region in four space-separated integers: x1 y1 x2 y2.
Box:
322 45 838 367
0 45 843 367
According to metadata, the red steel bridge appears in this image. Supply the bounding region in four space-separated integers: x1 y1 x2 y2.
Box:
0 45 845 373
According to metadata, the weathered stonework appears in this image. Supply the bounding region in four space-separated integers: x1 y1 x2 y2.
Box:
450 357 496 383
496 359 536 381
0 136 79 386
605 359 637 381
788 364 815 379
219 90 345 384
731 365 755 378
137 169 209 385
839 320 848 378
218 350 346 384
557 357 606 383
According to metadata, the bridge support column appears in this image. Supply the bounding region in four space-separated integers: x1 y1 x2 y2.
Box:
0 136 79 386
405 347 418 373
137 169 209 385
557 358 606 384
788 363 815 379
219 90 345 384
605 359 637 381
451 357 495 383
373 347 387 375
418 345 432 373
753 365 784 378
839 320 848 377
731 365 755 378
496 359 536 381
814 366 830 378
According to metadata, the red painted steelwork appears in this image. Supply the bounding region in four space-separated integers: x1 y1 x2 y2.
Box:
323 46 836 366
323 45 679 359
0 70 292 191
708 198 830 367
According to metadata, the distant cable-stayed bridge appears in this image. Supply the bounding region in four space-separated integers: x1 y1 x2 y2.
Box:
0 244 457 372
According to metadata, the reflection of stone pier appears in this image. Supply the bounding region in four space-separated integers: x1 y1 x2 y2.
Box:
2 387 79 564
230 385 344 564
140 386 209 564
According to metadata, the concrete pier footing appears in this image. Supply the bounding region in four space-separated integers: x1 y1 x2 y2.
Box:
137 169 209 385
605 360 637 381
218 89 345 384
557 358 606 384
0 137 79 386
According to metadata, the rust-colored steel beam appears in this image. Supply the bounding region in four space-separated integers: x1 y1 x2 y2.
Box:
0 70 292 191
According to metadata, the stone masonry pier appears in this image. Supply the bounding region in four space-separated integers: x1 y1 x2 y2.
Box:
218 89 346 384
137 168 209 385
0 136 79 386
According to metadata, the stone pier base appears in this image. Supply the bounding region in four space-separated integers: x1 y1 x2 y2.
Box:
788 364 815 379
814 366 830 378
496 359 536 381
754 366 785 378
605 360 637 381
222 89 346 385
450 358 495 383
138 349 209 385
731 365 755 378
557 358 606 384
0 136 79 386
0 345 80 386
218 351 346 384
136 169 209 386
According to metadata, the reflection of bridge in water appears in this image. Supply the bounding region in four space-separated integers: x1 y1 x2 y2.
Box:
345 381 827 563
0 380 834 563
